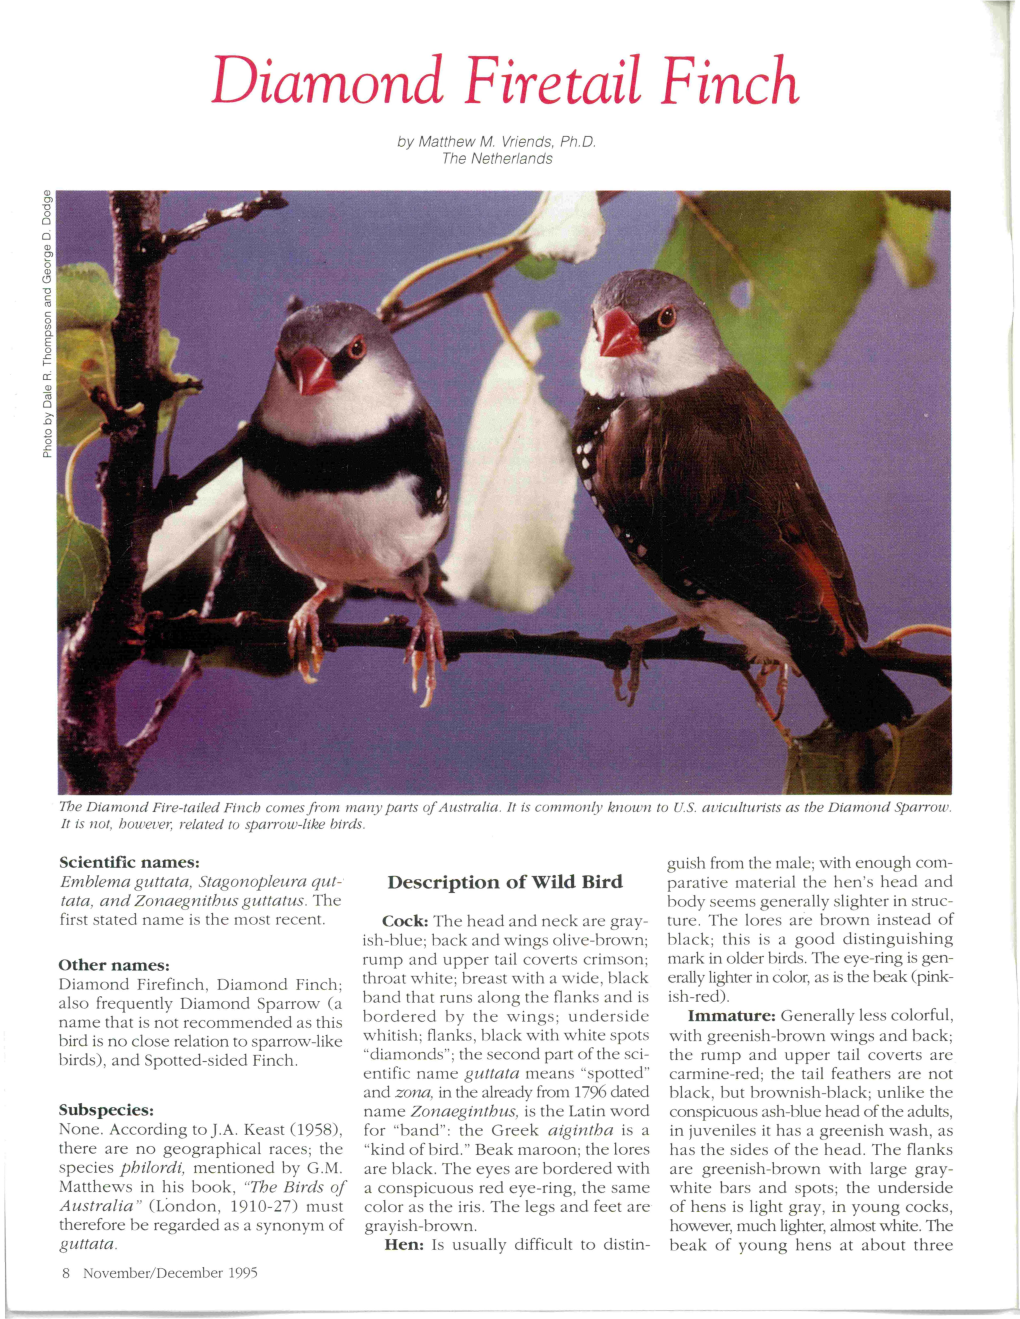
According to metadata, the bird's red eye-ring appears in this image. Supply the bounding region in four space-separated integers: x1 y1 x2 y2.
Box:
657 305 677 330
345 335 367 361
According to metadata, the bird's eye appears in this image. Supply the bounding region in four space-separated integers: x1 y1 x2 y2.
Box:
345 335 367 361
657 305 677 330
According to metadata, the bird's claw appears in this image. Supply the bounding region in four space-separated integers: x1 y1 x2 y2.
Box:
404 601 447 709
774 664 790 720
754 662 790 722
741 666 793 745
610 628 647 709
288 606 324 685
605 618 680 708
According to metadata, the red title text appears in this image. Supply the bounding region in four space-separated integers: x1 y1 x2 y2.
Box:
211 54 800 107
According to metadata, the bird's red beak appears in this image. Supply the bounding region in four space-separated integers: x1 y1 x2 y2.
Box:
285 344 335 396
598 307 644 358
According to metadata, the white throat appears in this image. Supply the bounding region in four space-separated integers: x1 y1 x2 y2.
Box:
579 325 728 399
259 360 417 442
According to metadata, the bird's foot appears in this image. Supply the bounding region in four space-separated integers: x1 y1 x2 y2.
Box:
287 602 324 685
404 599 447 709
753 662 790 721
741 666 793 746
608 616 680 708
610 627 647 708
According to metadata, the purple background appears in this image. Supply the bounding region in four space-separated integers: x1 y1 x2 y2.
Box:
57 192 950 796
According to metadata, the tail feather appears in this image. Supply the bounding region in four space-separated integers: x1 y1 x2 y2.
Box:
794 644 913 732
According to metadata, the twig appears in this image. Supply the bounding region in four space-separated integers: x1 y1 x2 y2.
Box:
482 290 534 370
152 424 248 519
380 190 623 333
123 512 246 766
87 384 144 430
123 653 203 767
885 191 951 212
161 393 184 483
377 193 554 316
138 192 288 264
379 245 529 333
64 426 104 520
143 615 952 688
162 374 204 397
865 640 952 688
876 623 952 645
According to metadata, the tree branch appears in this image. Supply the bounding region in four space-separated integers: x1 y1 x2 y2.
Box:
123 508 248 766
123 653 202 767
143 614 952 688
59 192 166 794
380 190 623 333
152 425 248 519
379 245 529 333
138 191 288 264
886 191 951 212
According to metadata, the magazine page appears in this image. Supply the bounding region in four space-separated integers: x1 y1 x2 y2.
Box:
5 0 1014 1313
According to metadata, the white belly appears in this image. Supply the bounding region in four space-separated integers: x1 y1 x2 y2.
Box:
634 562 793 666
244 466 447 591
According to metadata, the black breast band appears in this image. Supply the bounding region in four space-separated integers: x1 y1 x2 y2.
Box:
241 409 444 515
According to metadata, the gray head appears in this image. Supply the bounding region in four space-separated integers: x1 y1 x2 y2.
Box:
581 269 733 400
276 302 415 394
262 302 420 442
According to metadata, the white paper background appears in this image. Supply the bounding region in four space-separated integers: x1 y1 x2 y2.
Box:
4 0 1014 1315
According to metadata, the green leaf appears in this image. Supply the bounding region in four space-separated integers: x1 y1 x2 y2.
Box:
516 254 558 281
157 328 200 434
532 310 561 333
882 193 935 288
56 265 117 445
874 697 952 793
56 327 113 446
783 723 889 794
159 329 182 433
57 323 194 445
56 266 192 446
160 328 180 374
57 495 110 628
656 192 887 409
56 263 119 331
783 697 952 795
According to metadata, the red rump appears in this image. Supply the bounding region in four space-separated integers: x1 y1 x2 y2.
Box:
789 537 854 650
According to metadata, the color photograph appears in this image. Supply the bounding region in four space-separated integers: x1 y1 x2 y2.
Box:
56 190 950 795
